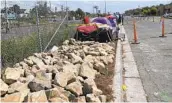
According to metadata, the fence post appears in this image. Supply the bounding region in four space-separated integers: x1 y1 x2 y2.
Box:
36 3 42 52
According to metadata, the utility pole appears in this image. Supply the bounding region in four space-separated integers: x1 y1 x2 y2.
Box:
105 0 106 15
36 3 42 52
5 0 8 33
49 1 51 12
66 1 68 26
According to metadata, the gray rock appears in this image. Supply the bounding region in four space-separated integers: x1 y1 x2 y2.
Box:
8 81 29 94
54 71 75 87
73 96 86 102
107 54 114 63
88 51 100 56
0 79 8 96
68 53 83 64
45 88 69 102
3 67 24 84
24 58 34 66
99 56 108 65
63 40 70 45
99 95 107 102
100 51 108 56
28 56 46 70
84 55 95 64
28 71 51 92
25 90 48 102
19 61 29 70
52 85 76 101
69 38 76 45
86 94 101 102
83 78 102 96
79 62 97 79
42 56 52 65
65 81 83 96
51 46 58 52
94 61 107 75
79 50 86 59
2 90 29 102
63 63 79 76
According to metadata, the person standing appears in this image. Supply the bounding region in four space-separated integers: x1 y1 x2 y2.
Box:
83 16 90 24
122 14 124 25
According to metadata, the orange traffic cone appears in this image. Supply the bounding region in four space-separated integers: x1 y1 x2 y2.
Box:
159 17 167 37
132 18 140 44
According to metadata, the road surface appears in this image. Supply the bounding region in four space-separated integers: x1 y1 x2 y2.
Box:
124 17 172 102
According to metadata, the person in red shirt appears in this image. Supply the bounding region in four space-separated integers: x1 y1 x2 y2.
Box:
83 16 90 24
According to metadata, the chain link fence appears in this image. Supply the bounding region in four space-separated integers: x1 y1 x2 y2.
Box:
1 1 81 68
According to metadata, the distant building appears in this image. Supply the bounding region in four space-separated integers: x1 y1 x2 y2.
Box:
157 4 172 15
7 13 17 20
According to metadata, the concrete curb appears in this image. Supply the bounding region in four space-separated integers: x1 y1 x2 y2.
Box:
113 37 123 101
121 25 147 102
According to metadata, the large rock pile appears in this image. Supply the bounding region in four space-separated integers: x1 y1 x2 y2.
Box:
0 38 115 102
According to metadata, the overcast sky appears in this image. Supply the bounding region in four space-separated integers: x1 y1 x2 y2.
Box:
1 0 171 13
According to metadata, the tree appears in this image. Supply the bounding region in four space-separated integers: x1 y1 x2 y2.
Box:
29 1 50 18
150 7 157 15
75 8 84 19
142 9 149 15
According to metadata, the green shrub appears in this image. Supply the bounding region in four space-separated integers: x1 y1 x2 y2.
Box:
1 21 79 68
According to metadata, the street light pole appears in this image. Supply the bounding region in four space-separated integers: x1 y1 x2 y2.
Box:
105 0 106 15
5 0 8 33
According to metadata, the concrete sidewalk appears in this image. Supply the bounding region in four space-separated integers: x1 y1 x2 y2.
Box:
121 25 147 102
113 25 147 102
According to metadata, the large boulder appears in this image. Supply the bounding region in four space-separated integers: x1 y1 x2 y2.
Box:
8 81 29 94
83 55 95 64
79 62 97 79
87 51 100 56
2 90 29 102
49 97 67 102
54 71 75 87
99 95 107 102
107 54 114 63
86 94 101 102
99 56 108 65
45 88 69 102
42 56 52 65
52 85 76 101
83 78 102 96
19 61 30 70
62 63 79 76
27 56 46 70
73 96 86 102
94 61 107 75
63 40 70 45
50 46 58 52
69 38 76 45
25 90 48 102
28 71 52 92
68 53 83 64
65 81 83 96
0 79 8 96
2 67 24 84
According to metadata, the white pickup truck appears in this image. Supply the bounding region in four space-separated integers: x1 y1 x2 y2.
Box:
163 13 172 18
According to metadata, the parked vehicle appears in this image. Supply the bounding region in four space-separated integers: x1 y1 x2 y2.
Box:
163 13 170 18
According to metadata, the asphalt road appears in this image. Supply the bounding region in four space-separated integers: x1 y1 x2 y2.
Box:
124 17 172 102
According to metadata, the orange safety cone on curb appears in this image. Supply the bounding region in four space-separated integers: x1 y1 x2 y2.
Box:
132 18 140 44
159 17 167 37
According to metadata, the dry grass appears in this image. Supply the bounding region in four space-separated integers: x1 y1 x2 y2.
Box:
94 59 115 102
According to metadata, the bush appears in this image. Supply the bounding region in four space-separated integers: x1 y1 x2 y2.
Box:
1 21 79 68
